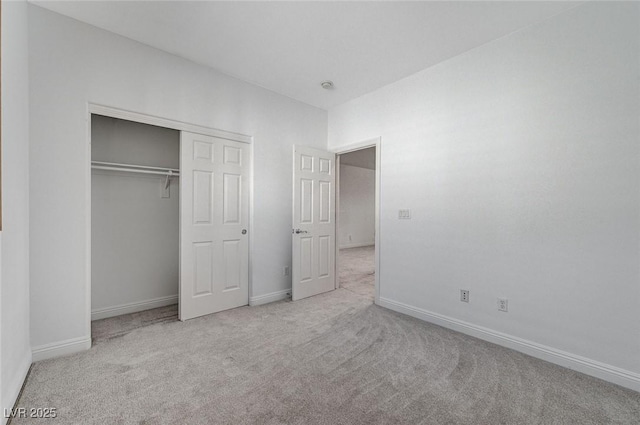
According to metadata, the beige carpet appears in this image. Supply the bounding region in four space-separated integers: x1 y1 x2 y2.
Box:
339 246 375 300
93 245 374 344
92 304 179 344
13 258 640 424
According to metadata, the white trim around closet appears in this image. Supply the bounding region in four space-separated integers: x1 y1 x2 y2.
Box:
89 104 253 144
85 103 254 350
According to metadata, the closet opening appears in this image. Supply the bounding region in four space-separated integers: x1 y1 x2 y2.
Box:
90 114 180 342
336 146 378 302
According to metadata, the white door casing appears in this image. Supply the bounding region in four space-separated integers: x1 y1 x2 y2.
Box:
180 131 250 320
292 145 336 301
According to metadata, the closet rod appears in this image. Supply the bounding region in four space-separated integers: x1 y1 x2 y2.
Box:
91 161 179 174
91 166 180 176
91 161 180 173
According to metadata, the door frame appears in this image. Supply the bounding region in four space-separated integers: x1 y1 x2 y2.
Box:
85 103 254 337
333 137 381 304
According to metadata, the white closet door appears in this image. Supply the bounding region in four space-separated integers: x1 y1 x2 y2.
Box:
292 145 336 301
180 132 250 320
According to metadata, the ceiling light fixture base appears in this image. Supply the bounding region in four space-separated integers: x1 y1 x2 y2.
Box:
320 80 334 90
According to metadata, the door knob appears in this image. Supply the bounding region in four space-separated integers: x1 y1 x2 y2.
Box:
242 229 247 235
293 229 308 234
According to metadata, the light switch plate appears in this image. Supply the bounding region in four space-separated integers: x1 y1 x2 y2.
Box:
398 209 411 219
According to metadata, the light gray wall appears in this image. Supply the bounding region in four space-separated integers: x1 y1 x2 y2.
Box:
329 2 640 388
91 116 179 317
1 0 32 421
29 5 328 353
339 164 375 248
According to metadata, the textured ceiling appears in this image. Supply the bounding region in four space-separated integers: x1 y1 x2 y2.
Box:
31 1 578 110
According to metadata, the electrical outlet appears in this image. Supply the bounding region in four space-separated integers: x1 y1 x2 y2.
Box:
498 298 508 312
460 290 469 303
283 266 290 277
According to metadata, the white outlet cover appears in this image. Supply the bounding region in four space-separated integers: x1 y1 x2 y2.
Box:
460 290 469 302
498 298 508 312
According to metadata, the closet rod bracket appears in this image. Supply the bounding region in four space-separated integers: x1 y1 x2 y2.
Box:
164 170 173 190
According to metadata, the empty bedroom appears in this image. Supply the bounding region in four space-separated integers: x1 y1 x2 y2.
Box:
1 1 639 424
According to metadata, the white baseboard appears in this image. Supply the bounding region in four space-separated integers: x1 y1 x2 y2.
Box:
378 297 640 393
339 243 374 250
249 289 290 306
1 350 31 425
91 295 178 321
32 336 92 362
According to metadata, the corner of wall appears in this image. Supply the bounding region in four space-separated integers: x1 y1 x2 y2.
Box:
1 0 32 419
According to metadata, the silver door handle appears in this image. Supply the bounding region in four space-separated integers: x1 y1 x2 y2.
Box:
293 229 308 234
242 229 247 235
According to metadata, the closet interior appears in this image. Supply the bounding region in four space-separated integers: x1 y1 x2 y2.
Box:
91 115 181 330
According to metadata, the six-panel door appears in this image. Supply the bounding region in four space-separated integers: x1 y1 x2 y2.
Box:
292 145 336 301
180 132 250 320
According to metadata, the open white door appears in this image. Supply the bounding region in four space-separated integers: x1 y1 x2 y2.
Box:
180 131 250 320
292 145 336 301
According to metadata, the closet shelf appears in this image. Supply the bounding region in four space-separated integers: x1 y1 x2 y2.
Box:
91 161 180 177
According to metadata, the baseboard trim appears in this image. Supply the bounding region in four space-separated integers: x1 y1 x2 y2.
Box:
1 350 31 425
32 336 91 362
249 289 290 306
378 297 640 393
91 295 178 321
339 243 374 250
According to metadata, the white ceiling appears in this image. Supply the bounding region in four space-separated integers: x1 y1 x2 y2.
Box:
31 1 578 110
